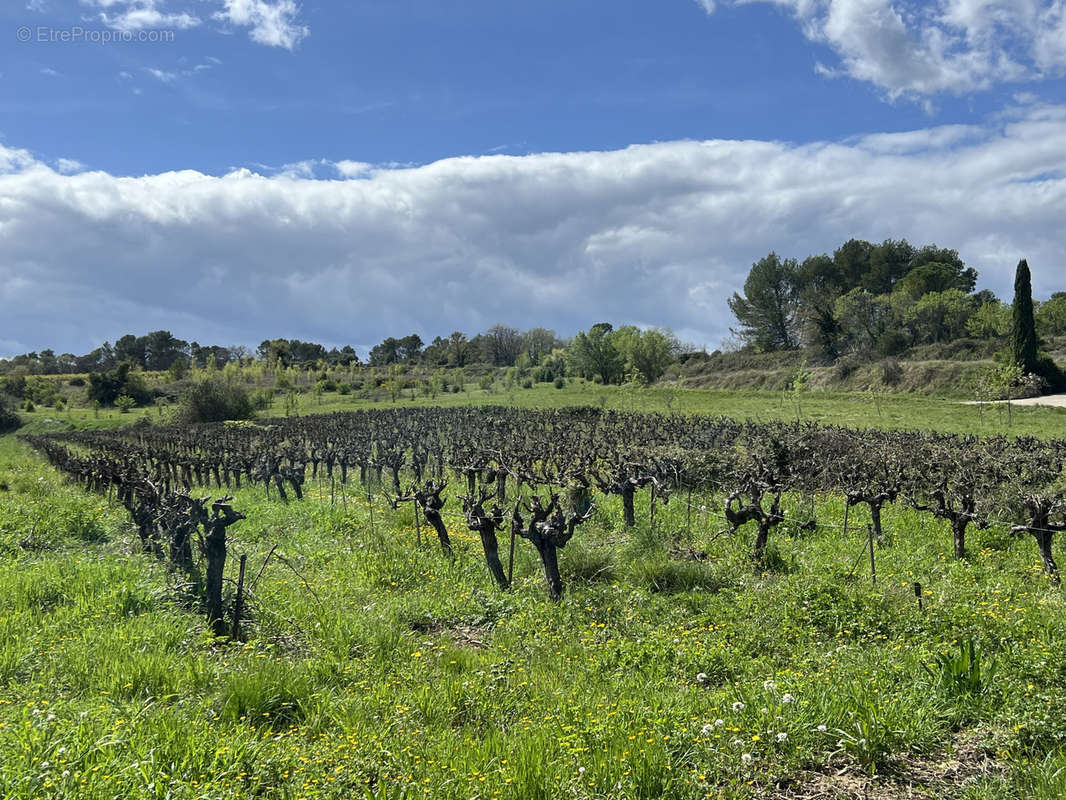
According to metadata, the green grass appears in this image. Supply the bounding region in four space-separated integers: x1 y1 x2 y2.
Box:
290 381 1066 439
229 381 1066 439
2 415 1066 798
14 372 1066 439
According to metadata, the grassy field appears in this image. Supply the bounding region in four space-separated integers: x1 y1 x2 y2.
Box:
15 379 1066 439
2 389 1066 798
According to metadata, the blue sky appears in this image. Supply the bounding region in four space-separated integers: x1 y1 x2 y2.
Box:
2 0 1066 354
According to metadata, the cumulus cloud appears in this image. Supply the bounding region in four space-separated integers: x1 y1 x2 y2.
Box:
2 105 1066 355
88 0 201 31
214 0 309 49
720 0 1066 97
84 1 311 47
55 158 87 174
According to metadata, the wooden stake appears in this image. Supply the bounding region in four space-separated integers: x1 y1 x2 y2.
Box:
414 500 422 547
231 554 247 641
867 524 876 584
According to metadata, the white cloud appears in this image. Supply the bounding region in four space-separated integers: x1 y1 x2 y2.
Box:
716 1 1066 97
55 158 86 174
88 0 201 31
1 105 1065 354
143 59 218 84
146 67 178 83
334 160 375 179
694 0 717 13
214 0 309 49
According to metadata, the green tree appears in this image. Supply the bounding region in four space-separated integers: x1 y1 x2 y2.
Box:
727 252 800 351
833 239 873 290
447 331 470 366
612 327 680 385
895 261 977 300
834 289 898 355
523 328 558 365
966 300 1010 339
905 289 974 343
1011 259 1038 373
864 238 916 294
1037 292 1066 337
567 323 624 383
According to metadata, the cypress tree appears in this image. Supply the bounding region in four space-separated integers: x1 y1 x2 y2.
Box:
1011 259 1038 373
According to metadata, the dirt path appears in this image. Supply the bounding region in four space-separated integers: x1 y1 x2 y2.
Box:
963 393 1066 407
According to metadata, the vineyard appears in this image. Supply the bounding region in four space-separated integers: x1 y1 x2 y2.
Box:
4 405 1066 798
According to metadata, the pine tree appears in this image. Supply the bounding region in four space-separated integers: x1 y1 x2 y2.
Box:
1011 259 1038 373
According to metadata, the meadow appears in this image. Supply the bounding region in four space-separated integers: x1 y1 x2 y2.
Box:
2 388 1066 799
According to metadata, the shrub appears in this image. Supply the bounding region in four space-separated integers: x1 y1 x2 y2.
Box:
554 377 565 389
521 379 533 389
876 330 909 357
834 355 860 381
1035 354 1066 393
171 373 256 424
250 388 275 411
880 357 903 386
88 363 152 407
337 382 352 395
532 365 554 383
0 401 21 434
68 377 86 387
115 395 136 413
22 400 35 413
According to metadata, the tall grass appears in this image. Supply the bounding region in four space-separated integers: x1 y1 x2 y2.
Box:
2 430 1066 798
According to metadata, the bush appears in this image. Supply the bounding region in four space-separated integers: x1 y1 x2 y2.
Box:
554 377 565 389
0 401 21 434
521 379 533 389
834 355 860 381
532 365 554 383
876 330 909 357
337 382 352 395
1035 354 1066 393
68 377 85 387
88 363 152 407
880 357 903 386
171 374 256 424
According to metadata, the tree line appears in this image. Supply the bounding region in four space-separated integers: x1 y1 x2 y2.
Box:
728 238 1066 360
0 323 688 387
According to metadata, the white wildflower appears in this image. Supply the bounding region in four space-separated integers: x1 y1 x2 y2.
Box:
781 693 794 704
741 753 753 765
776 732 788 743
763 679 776 691
732 701 745 712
